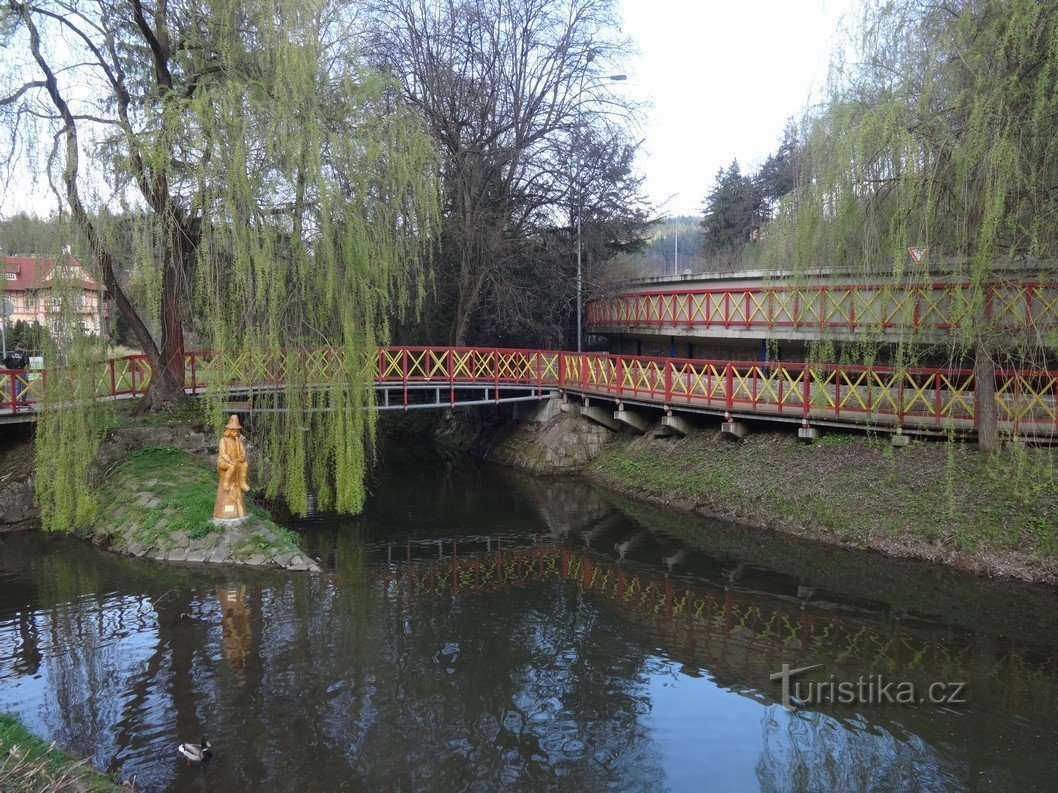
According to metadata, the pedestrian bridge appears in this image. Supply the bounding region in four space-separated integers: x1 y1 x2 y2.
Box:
586 270 1058 343
1 346 1056 439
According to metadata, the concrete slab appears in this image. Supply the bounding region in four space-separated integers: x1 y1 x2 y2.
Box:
798 427 820 442
515 397 561 424
721 420 748 440
560 401 581 418
581 405 622 431
614 408 651 434
660 414 694 437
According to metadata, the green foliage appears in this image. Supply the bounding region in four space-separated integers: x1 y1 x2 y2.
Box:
34 266 110 532
766 0 1058 348
4 0 441 527
183 1 439 517
701 159 764 257
0 712 123 791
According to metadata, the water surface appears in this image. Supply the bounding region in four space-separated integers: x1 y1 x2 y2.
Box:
1 451 1057 791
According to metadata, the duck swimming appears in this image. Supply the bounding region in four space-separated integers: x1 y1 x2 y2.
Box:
178 738 212 764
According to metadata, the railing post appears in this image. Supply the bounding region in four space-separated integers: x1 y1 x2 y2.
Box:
189 353 197 394
493 349 500 403
616 356 624 397
725 363 733 413
664 361 672 403
109 358 116 397
401 348 408 409
898 370 906 429
9 372 16 414
535 352 542 398
802 363 811 422
559 353 566 389
448 349 455 406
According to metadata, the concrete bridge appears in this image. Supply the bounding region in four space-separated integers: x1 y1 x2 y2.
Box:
1 345 1056 441
586 269 1058 360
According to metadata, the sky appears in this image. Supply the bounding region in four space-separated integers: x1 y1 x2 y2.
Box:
618 0 854 217
1 0 854 221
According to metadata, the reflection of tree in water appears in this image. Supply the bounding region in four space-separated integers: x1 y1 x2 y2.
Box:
755 707 966 792
217 535 667 791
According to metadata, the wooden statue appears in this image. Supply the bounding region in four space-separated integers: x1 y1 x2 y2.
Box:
213 414 250 522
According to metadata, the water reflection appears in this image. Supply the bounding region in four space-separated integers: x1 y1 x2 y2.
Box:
0 455 1055 791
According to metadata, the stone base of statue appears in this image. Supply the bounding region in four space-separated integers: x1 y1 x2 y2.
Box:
212 515 249 528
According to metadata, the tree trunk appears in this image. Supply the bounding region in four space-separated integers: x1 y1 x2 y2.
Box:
974 339 999 451
145 221 187 410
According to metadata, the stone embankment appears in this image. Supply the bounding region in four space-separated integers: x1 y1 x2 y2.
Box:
91 445 318 571
435 408 613 472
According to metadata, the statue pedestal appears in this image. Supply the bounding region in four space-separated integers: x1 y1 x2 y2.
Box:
212 516 249 528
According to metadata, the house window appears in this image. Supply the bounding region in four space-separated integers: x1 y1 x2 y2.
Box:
4 272 15 281
49 298 62 312
24 295 34 310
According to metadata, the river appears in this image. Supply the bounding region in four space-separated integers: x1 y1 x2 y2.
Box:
1 448 1056 791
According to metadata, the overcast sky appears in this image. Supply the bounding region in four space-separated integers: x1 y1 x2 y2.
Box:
1 0 853 220
618 0 853 216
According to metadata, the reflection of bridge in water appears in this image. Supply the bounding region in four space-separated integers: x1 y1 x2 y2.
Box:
373 535 1058 723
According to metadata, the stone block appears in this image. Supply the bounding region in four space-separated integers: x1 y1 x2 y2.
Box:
891 433 911 447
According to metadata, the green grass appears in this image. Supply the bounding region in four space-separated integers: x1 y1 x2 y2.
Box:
0 712 123 791
111 397 209 430
97 445 301 559
589 430 1058 576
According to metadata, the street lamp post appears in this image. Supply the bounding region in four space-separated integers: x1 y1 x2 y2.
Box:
575 65 626 352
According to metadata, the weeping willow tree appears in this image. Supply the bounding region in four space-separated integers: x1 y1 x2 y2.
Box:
765 0 1058 449
1 0 439 527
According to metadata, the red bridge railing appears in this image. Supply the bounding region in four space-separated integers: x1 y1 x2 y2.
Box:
586 280 1058 337
1 346 1055 437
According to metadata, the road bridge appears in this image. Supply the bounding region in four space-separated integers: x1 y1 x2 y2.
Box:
1 346 1055 440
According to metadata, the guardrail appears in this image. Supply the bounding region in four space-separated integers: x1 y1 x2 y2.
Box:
585 280 1058 339
1 346 1055 437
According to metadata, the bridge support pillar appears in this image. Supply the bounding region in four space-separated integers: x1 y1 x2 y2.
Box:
581 405 622 432
797 426 820 442
514 395 561 424
721 420 748 441
891 432 911 448
614 407 651 434
658 413 694 437
560 400 581 418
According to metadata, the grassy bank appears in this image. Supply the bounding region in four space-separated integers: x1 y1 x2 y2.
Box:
588 428 1058 584
0 713 123 791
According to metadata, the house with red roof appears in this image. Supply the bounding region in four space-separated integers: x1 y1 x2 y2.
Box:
1 255 108 336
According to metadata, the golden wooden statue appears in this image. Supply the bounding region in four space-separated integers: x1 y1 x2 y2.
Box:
213 414 250 523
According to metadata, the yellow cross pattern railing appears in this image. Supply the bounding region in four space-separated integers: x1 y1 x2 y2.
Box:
2 346 1055 438
587 279 1058 337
